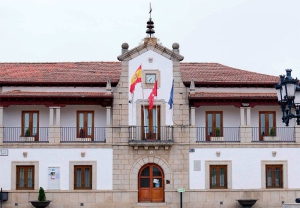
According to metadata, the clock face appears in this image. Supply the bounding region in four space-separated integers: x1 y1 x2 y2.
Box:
146 74 156 83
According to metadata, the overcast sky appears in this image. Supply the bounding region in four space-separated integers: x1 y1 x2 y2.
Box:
1 0 300 80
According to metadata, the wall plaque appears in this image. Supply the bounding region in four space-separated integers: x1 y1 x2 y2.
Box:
0 149 8 156
194 160 201 171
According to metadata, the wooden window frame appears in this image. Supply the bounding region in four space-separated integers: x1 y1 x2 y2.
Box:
209 165 227 189
74 165 92 190
259 111 276 140
21 111 39 140
76 111 94 140
141 106 161 140
16 165 34 190
265 165 283 188
205 111 223 140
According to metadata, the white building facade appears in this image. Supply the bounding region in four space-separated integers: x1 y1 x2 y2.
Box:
0 22 299 208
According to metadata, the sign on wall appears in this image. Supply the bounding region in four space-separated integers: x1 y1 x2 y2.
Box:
0 149 8 156
194 160 201 171
48 167 60 189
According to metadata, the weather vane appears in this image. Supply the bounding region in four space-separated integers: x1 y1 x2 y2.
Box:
146 3 155 38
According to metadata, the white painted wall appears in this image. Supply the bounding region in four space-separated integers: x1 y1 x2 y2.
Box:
0 148 113 190
3 105 106 127
60 105 106 127
2 86 107 92
4 105 49 127
128 50 174 125
195 106 240 127
251 105 290 127
189 148 300 189
195 105 289 127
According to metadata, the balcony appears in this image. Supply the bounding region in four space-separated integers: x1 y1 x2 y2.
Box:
196 127 296 143
60 127 106 143
196 127 240 142
128 126 174 149
3 127 49 143
2 127 106 143
2 126 296 144
252 127 295 142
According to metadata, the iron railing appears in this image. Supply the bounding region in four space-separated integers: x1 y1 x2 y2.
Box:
2 126 296 143
252 127 295 142
129 126 174 142
196 127 240 142
3 127 49 143
60 127 106 143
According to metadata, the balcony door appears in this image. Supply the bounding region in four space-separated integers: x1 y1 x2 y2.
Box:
138 164 164 202
22 111 39 141
141 106 160 140
77 111 94 141
259 111 276 141
206 111 223 141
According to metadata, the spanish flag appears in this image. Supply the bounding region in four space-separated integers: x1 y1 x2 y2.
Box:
130 65 142 93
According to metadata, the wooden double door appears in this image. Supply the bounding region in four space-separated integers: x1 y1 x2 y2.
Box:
138 164 164 202
141 106 160 140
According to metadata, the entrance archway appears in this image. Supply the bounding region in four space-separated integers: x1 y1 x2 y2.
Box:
138 163 164 202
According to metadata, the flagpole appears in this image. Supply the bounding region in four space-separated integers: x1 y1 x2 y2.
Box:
155 95 157 141
131 93 134 125
142 79 146 140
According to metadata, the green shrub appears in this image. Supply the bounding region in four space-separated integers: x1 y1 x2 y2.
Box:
270 127 276 137
215 127 220 137
38 187 46 201
25 128 30 137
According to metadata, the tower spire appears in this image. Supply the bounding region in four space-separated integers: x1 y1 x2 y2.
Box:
146 3 155 38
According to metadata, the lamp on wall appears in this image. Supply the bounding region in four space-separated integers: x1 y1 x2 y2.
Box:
275 69 300 126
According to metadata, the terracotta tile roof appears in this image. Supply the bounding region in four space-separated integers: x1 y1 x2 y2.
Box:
190 92 277 99
0 62 121 84
180 63 279 84
0 91 112 98
0 62 280 85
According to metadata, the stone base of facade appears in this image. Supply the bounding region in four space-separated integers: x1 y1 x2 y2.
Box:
283 204 300 208
2 190 299 208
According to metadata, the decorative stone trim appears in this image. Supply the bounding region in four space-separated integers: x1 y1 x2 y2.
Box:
11 161 39 190
261 160 288 189
130 156 173 190
23 152 27 158
117 41 184 61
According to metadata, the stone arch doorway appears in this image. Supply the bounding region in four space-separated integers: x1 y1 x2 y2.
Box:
138 163 164 202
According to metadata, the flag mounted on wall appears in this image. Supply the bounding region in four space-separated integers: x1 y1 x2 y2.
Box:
130 65 142 93
168 79 174 109
148 80 158 109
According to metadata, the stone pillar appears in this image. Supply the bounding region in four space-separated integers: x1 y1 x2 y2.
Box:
239 107 252 143
106 106 111 126
49 107 54 126
190 107 195 126
240 107 245 126
0 107 3 144
55 107 61 126
48 107 61 144
246 107 251 125
295 126 300 143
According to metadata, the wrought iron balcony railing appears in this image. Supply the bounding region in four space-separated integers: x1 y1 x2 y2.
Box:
252 127 295 142
60 127 106 143
196 127 240 142
2 126 296 143
129 126 174 143
3 127 49 143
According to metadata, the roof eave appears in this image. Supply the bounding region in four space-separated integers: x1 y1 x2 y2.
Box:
117 41 184 62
